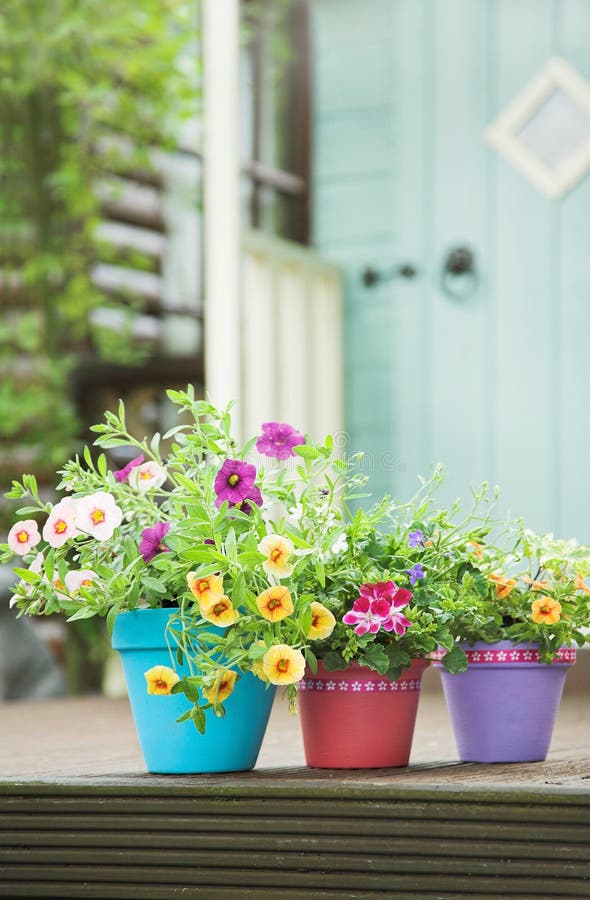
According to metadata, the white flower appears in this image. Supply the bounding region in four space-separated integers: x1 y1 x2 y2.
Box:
43 498 79 548
65 569 97 595
330 533 348 556
7 520 41 556
129 461 167 494
75 492 123 541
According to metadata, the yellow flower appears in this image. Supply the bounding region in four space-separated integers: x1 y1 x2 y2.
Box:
258 534 295 578
262 644 306 685
489 573 518 599
145 665 180 695
307 601 336 640
187 572 224 606
256 585 294 622
203 669 238 705
574 574 590 595
531 596 562 625
200 595 240 627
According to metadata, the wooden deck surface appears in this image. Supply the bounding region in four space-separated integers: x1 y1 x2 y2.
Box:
0 666 588 789
1 669 589 898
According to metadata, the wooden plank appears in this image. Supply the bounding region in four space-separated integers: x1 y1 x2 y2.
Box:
0 886 567 900
1 863 588 895
1 846 588 880
1 829 589 859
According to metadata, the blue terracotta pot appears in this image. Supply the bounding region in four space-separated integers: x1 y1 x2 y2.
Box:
112 607 275 774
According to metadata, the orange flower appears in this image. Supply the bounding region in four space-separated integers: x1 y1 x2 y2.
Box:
307 601 336 640
187 572 224 607
262 644 306 685
258 534 295 578
200 595 240 627
523 576 549 591
145 665 180 695
468 540 483 557
531 596 562 625
574 574 590 595
489 573 518 599
203 669 237 705
256 586 294 623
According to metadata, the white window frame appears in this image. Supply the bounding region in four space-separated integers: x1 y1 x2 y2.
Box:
486 57 590 199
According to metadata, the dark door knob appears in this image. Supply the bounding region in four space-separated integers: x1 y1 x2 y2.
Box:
441 245 479 300
444 246 475 276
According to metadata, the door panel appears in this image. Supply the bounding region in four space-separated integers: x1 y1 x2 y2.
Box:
312 0 590 540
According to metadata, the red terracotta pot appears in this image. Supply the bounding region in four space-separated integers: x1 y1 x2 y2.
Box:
297 658 429 768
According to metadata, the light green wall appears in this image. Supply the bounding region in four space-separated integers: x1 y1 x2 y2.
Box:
311 0 590 540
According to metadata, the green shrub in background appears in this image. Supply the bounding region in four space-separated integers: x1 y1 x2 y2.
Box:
0 0 201 493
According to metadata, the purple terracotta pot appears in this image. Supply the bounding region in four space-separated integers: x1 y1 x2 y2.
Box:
433 641 576 763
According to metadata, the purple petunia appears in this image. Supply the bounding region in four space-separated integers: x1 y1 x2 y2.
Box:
114 454 145 483
408 529 425 549
139 522 170 563
407 563 425 586
214 459 258 508
256 422 305 460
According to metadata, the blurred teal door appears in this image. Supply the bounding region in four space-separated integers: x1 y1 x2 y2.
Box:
312 0 590 540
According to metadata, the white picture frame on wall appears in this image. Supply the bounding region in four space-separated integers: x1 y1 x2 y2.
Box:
486 56 590 199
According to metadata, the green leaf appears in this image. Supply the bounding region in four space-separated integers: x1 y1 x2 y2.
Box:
66 606 97 622
322 651 346 672
141 576 167 595
314 560 325 589
439 645 468 674
358 643 389 675
106 605 121 637
13 567 42 585
192 706 207 734
293 445 320 460
305 648 318 675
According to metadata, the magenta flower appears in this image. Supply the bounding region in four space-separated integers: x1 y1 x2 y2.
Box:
256 422 305 460
214 459 258 508
139 522 170 563
114 454 145 483
234 485 263 515
343 581 413 637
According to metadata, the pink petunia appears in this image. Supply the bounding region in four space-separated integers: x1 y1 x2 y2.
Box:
75 492 123 541
42 498 79 548
7 520 41 557
129 461 167 494
65 569 97 595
